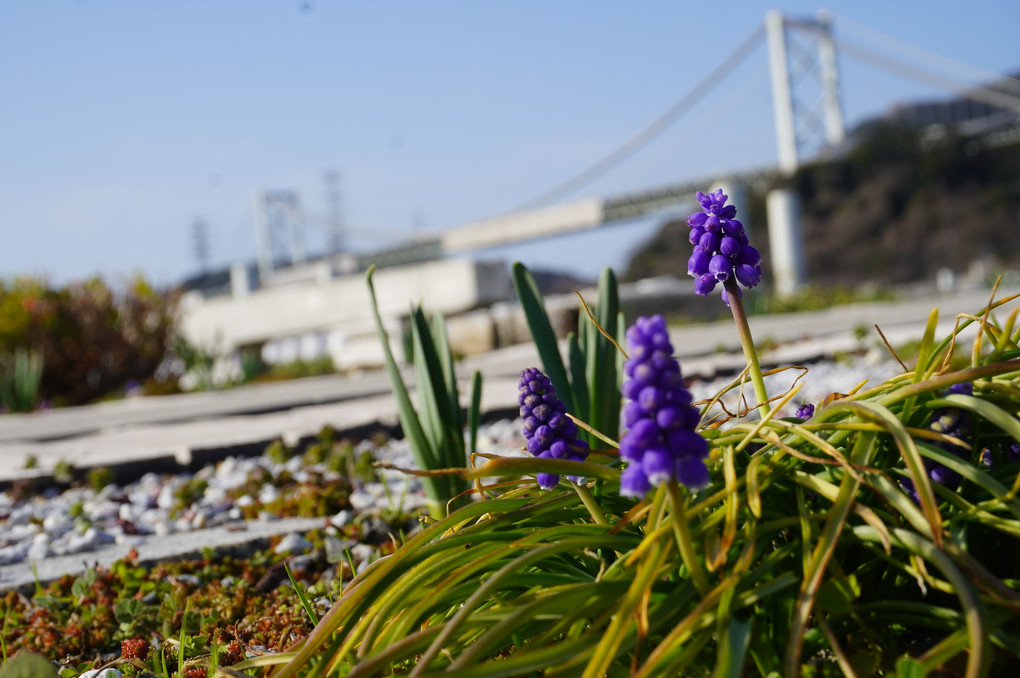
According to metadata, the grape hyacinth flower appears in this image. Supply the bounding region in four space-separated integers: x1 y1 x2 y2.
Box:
795 403 815 420
686 188 763 300
619 315 709 496
901 382 974 501
981 441 1020 467
518 367 589 490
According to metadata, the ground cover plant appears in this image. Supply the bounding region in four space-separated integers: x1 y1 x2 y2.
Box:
233 191 1020 677
0 430 420 677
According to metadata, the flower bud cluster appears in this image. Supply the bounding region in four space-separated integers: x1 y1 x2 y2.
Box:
619 315 709 496
686 189 763 298
795 403 815 420
981 440 1020 467
518 367 589 489
902 382 974 501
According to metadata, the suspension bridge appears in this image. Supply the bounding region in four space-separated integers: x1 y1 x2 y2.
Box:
182 9 1020 369
246 9 1020 296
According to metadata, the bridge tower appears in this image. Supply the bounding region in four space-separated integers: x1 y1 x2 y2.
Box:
254 190 307 281
765 9 846 296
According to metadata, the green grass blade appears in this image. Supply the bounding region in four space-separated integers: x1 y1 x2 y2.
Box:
914 307 940 380
828 400 942 542
285 562 319 626
854 526 988 678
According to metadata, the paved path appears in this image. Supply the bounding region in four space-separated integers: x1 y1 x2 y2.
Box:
1 286 1014 485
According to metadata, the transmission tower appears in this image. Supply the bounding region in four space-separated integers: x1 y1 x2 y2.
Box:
765 9 846 296
254 190 307 280
324 170 344 256
192 218 210 273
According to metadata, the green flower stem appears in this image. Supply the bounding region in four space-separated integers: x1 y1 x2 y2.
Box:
667 481 711 597
723 278 771 418
573 482 608 525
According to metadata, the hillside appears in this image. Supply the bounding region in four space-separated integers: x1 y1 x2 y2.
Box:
624 122 1020 290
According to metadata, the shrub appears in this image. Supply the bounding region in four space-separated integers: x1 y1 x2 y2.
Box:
0 275 177 407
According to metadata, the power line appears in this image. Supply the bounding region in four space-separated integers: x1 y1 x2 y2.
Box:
510 24 767 212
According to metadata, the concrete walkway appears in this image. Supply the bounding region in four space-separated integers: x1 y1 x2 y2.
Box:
1 286 1014 485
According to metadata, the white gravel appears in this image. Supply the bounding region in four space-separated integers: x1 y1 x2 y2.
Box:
0 351 899 587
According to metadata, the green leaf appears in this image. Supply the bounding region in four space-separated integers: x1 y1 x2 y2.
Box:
285 562 319 626
895 655 927 678
365 266 445 513
914 307 940 380
512 262 574 414
713 615 752 678
468 370 483 459
586 267 620 443
567 332 589 424
430 310 465 439
409 307 448 451
0 652 59 678
71 577 87 600
816 575 860 614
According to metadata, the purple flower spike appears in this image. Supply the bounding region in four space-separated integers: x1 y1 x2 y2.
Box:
619 315 709 496
518 367 589 489
687 190 763 297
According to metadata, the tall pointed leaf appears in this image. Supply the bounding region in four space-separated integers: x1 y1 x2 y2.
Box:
365 267 444 512
512 262 575 414
587 267 620 442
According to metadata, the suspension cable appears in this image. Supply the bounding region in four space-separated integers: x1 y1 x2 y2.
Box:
832 13 1020 98
511 24 766 212
835 38 1020 114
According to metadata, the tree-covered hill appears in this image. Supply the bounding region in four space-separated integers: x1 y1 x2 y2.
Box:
624 121 1020 290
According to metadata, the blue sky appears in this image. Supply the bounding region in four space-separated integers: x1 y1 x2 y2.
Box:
2 1 1018 286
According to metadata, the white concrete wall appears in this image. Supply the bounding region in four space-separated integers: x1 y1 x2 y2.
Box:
179 258 513 370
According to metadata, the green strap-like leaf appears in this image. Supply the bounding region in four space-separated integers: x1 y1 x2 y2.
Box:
512 261 575 414
365 267 443 510
468 370 483 460
586 267 621 443
567 332 590 424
